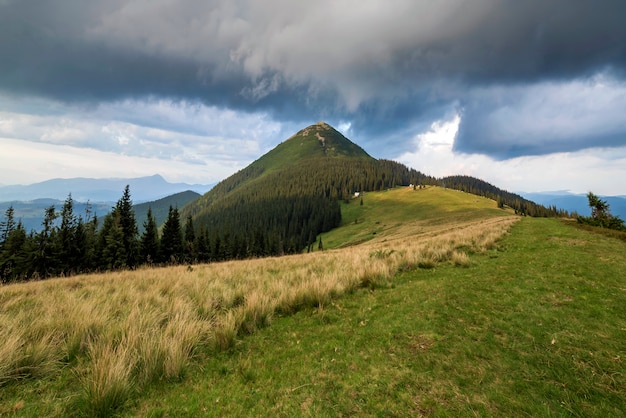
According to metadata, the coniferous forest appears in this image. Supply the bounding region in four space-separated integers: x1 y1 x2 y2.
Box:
0 123 568 283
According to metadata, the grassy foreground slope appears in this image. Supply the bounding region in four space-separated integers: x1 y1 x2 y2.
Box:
2 188 625 416
0 187 515 416
131 218 626 417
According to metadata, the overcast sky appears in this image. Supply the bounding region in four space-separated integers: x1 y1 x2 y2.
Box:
1 0 626 196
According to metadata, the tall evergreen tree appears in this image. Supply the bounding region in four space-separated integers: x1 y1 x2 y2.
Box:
81 214 99 271
0 205 16 249
58 194 79 274
98 212 126 270
34 205 58 277
184 215 195 263
115 185 139 268
160 206 183 263
194 224 210 262
140 207 159 265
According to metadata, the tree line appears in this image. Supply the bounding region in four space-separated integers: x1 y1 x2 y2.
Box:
0 186 197 283
439 175 569 217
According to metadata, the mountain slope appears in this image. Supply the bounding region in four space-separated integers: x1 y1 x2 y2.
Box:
185 122 377 215
252 121 375 172
180 122 562 261
134 190 201 233
181 122 432 259
320 186 514 249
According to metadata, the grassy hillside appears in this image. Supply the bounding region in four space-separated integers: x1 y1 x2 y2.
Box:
1 188 624 416
129 216 626 417
320 185 512 249
176 122 558 264
249 121 375 175
178 123 433 260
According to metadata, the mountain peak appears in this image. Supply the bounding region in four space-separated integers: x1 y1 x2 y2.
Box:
279 122 372 163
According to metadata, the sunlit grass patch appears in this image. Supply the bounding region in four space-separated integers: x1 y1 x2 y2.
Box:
80 341 136 417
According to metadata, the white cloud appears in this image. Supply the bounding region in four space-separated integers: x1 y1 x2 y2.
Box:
0 137 239 185
397 113 626 196
0 96 283 185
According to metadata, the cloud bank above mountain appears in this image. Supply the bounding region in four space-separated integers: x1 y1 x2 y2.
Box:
1 0 625 193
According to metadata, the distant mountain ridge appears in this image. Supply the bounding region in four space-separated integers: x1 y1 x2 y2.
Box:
0 174 214 203
520 191 626 220
0 190 202 233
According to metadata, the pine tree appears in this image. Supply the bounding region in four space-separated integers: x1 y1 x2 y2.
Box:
58 194 79 274
582 191 625 230
82 214 99 271
160 206 183 264
99 212 126 270
140 207 160 265
194 224 209 262
587 192 610 223
115 185 139 268
34 205 58 277
184 215 195 263
0 205 16 249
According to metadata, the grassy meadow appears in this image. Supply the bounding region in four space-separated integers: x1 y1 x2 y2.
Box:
1 186 624 416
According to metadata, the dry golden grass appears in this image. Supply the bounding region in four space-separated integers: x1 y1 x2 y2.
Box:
0 215 518 414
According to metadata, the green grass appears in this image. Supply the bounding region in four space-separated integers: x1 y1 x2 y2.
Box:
2 188 624 417
321 186 511 249
250 122 374 177
127 217 626 417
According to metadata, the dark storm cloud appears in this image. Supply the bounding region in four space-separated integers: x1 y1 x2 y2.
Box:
1 0 626 158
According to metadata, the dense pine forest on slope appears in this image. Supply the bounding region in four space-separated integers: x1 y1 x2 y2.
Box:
134 190 200 233
0 122 567 283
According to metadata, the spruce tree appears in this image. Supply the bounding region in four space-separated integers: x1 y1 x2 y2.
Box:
100 212 126 270
34 205 58 277
184 215 195 263
0 205 16 249
140 207 159 265
58 194 78 273
82 214 99 271
194 224 209 262
115 185 139 268
160 206 183 264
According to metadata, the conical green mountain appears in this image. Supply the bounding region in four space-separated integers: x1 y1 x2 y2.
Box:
181 122 564 261
181 122 432 259
253 122 375 170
